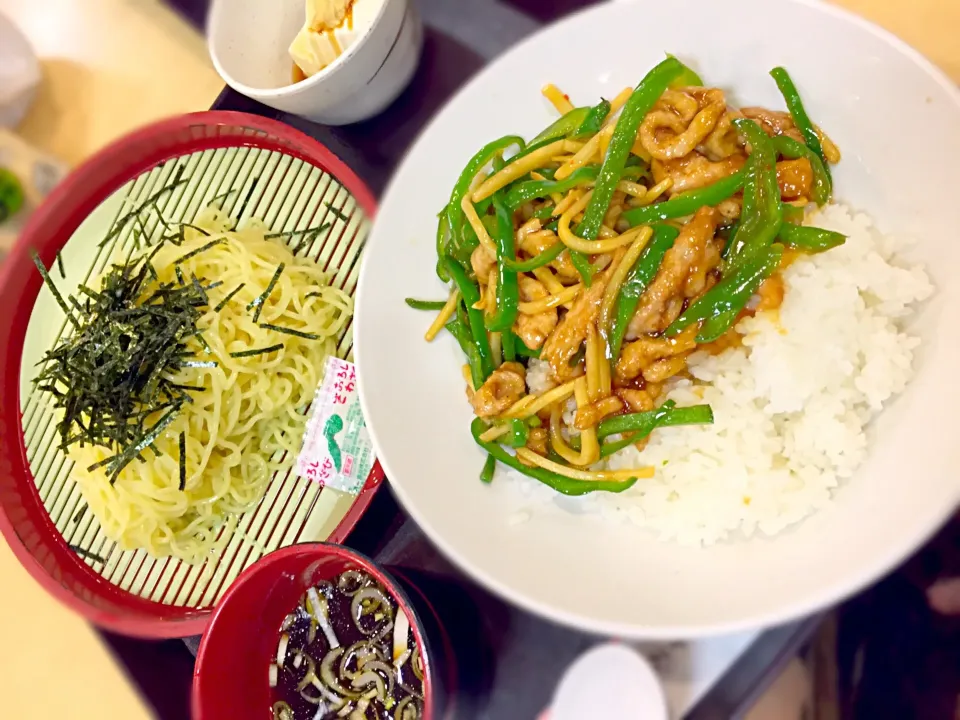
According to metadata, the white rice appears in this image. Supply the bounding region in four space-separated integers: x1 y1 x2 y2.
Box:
515 204 933 545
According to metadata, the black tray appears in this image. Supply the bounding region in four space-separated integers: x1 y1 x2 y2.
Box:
106 2 825 718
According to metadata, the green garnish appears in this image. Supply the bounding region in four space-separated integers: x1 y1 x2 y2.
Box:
235 177 260 220
259 323 321 340
33 243 209 478
31 250 80 328
174 238 225 265
214 283 245 312
325 202 350 223
178 432 186 491
211 187 239 205
248 263 284 323
264 223 331 240
69 545 107 565
179 222 211 237
229 344 284 358
0 167 25 222
99 166 187 247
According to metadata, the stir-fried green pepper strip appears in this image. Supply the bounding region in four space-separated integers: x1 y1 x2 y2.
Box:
667 55 704 88
505 166 599 210
780 204 806 225
569 249 595 286
572 99 610 139
696 308 740 344
444 257 495 381
479 454 496 484
769 67 830 178
724 119 783 270
771 135 831 206
668 243 784 337
778 224 846 253
576 57 685 241
405 298 448 311
435 212 451 280
597 403 714 457
621 170 745 227
494 418 530 448
514 340 541 359
470 418 639 496
532 205 556 220
530 106 592 146
501 329 517 362
607 224 679 362
445 135 525 262
486 195 520 332
445 318 485 389
503 241 565 272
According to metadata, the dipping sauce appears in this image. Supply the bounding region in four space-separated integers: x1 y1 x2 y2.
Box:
269 568 424 719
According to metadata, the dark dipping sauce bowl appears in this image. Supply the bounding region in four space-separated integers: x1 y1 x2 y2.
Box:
192 544 451 720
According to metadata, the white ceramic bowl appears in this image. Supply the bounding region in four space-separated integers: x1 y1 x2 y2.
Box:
355 0 960 639
207 0 422 125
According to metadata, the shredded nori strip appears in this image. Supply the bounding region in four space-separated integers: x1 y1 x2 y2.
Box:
106 406 181 483
72 505 87 524
325 202 350 223
99 166 187 247
178 431 186 491
235 177 260 220
56 250 66 278
180 222 211 237
31 250 80 328
229 344 284 358
69 545 107 564
305 291 324 299
194 332 212 354
264 222 331 241
211 187 239 205
33 241 208 468
174 237 225 265
248 263 284 324
214 282 245 312
259 323 321 340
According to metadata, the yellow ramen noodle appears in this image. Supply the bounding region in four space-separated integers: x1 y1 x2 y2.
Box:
69 207 353 563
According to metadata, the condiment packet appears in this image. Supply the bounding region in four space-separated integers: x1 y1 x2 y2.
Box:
296 356 375 495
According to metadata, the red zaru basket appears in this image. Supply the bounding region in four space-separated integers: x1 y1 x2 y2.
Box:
0 112 384 638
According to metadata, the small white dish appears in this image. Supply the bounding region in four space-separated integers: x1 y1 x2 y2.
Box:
207 0 423 125
354 0 960 639
550 643 668 720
